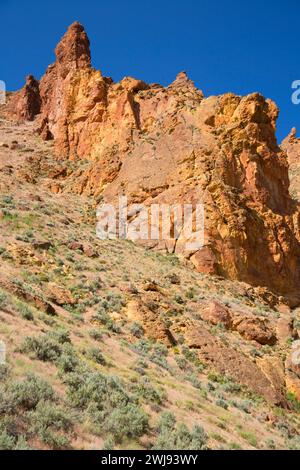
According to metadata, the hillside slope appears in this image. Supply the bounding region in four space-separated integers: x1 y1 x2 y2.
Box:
1 117 300 449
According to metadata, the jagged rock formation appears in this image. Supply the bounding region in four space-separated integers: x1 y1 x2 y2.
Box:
282 127 300 201
6 22 300 306
282 128 299 165
7 75 40 121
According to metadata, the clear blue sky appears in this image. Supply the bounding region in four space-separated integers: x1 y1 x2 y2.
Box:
1 0 299 141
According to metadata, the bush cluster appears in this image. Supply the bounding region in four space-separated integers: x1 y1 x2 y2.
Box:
154 411 208 450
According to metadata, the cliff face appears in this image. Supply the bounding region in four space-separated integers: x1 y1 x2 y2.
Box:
7 22 300 305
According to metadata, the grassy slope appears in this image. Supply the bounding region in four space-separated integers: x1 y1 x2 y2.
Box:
0 117 300 450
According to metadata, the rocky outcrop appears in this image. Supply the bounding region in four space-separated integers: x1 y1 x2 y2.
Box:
125 299 176 346
200 301 232 329
200 301 276 345
6 75 41 121
282 127 300 201
282 127 299 166
285 349 300 400
232 314 276 345
184 322 286 405
46 282 75 306
37 21 93 143
0 275 56 316
6 22 300 306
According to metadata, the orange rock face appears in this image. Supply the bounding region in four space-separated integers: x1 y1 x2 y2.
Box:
6 75 40 121
7 22 300 305
282 127 300 201
200 300 276 345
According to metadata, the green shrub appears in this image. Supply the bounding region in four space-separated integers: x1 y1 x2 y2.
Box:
229 442 242 450
0 292 8 309
132 338 152 356
86 347 106 365
16 302 34 321
207 371 227 384
29 400 73 449
0 386 15 414
9 374 55 410
185 373 201 389
175 355 188 370
13 435 31 450
286 392 300 413
57 344 79 374
102 437 115 450
286 435 300 450
0 365 10 383
149 353 169 370
185 288 196 299
181 346 204 369
239 430 257 448
207 382 216 392
0 430 14 450
222 381 242 394
265 438 276 449
37 429 70 449
131 379 165 405
50 329 71 345
103 292 126 312
64 368 149 443
104 403 149 443
174 294 185 305
130 322 144 338
65 369 129 410
20 334 62 362
157 411 176 431
216 399 228 410
88 329 103 341
2 196 13 205
136 359 148 370
153 343 168 357
20 329 70 362
146 343 170 370
231 399 252 414
154 412 208 450
93 310 121 334
133 359 149 375
0 374 54 415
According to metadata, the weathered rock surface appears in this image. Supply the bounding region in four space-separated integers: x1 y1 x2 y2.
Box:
231 313 276 346
200 300 277 345
285 351 300 400
125 299 176 346
47 282 75 306
7 75 41 121
0 275 56 316
6 243 43 266
6 22 300 306
200 301 232 329
184 321 286 405
257 356 286 401
282 127 300 201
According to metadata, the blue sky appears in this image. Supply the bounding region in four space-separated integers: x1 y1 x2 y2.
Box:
1 0 299 141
